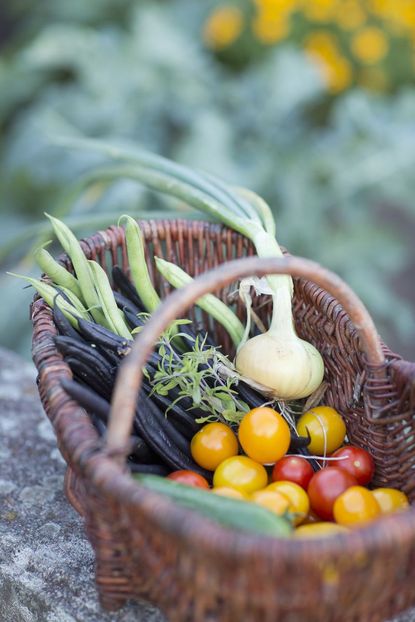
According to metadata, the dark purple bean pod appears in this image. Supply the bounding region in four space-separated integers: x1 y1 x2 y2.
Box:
52 303 82 341
127 462 170 476
112 266 144 310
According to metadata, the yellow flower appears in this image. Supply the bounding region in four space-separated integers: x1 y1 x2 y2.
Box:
254 0 298 14
335 1 366 30
351 26 389 64
203 6 244 50
253 12 290 44
302 0 338 23
304 33 352 93
304 31 338 57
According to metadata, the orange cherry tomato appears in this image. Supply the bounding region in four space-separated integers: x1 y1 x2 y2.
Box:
212 487 249 500
213 456 268 494
334 486 381 527
191 422 238 471
238 407 290 464
251 489 291 517
371 488 409 515
294 522 349 539
297 406 346 455
266 481 310 525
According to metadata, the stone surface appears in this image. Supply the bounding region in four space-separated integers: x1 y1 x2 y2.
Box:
0 347 165 622
0 346 413 622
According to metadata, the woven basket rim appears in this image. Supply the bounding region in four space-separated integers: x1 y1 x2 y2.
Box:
32 218 415 565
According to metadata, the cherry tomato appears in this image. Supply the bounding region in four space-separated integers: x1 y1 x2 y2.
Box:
297 406 346 456
266 481 310 525
251 489 291 516
307 467 357 521
330 445 375 485
372 488 409 515
212 487 249 500
213 456 268 494
191 422 238 471
334 486 381 526
167 470 210 489
294 522 349 539
238 407 290 464
272 456 314 490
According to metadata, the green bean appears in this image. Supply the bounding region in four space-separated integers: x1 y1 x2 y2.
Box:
34 245 83 299
121 215 161 313
155 258 245 347
88 261 132 340
45 214 107 326
8 273 87 327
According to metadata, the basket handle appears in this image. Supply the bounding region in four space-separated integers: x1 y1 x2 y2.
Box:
106 255 384 454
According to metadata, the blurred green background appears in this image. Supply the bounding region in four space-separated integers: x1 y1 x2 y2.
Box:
1 0 414 359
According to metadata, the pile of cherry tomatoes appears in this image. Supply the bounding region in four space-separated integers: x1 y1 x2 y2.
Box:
167 405 409 537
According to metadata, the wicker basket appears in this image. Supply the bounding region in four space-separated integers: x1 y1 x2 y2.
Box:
31 219 415 622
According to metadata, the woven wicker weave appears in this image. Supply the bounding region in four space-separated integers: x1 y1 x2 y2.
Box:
31 219 415 622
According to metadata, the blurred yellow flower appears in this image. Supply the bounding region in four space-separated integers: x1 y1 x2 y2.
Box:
253 12 290 44
351 26 389 63
305 32 352 92
304 31 338 57
254 0 298 14
336 1 366 30
203 6 244 50
302 0 338 23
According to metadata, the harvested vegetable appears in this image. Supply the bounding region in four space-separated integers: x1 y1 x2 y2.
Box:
190 423 238 471
251 489 291 517
272 456 314 490
329 446 375 485
167 471 210 489
136 475 292 538
333 486 381 527
238 407 290 464
56 137 324 400
297 406 346 456
213 456 268 494
371 488 409 515
266 481 310 525
307 467 357 521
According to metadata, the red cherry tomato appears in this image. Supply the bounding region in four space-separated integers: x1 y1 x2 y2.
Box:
330 445 375 485
167 470 210 489
272 456 314 490
307 467 357 521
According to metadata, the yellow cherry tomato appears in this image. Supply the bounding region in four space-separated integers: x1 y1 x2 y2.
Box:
251 489 291 517
372 488 409 515
238 407 290 464
213 456 268 494
212 487 249 500
334 486 381 527
266 481 310 525
191 422 238 471
297 406 346 455
294 522 349 539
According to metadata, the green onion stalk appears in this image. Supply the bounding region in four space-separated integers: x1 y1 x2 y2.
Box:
55 135 324 400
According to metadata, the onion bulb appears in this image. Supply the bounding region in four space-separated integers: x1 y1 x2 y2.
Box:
235 250 324 400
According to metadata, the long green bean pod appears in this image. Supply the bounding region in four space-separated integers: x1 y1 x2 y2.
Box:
121 215 161 313
34 245 83 299
45 214 107 326
88 261 132 340
8 274 88 327
155 257 244 347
